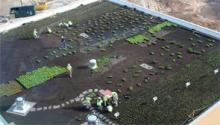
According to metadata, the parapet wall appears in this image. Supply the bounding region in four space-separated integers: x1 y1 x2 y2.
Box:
109 0 220 40
188 100 220 125
1 0 220 41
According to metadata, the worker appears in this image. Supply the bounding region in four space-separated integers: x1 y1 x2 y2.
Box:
107 105 113 113
66 63 72 78
58 22 63 27
83 97 92 107
33 29 39 39
60 36 66 49
64 23 69 28
114 112 120 119
47 27 52 34
68 21 73 26
112 92 119 107
103 96 109 107
96 97 103 110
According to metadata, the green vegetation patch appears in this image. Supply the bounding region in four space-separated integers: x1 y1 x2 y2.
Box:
93 56 111 73
17 66 67 89
0 81 23 97
127 35 149 44
200 48 220 68
187 48 201 55
117 47 220 124
148 21 177 34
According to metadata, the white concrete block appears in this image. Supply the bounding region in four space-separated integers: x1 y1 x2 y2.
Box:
53 105 60 109
140 63 154 70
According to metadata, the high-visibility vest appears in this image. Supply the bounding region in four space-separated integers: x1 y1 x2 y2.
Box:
84 97 91 105
112 92 118 100
67 65 72 71
96 99 103 107
107 105 113 112
33 29 38 38
68 21 73 26
103 96 109 105
47 27 52 33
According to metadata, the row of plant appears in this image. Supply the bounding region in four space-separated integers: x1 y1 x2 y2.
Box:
117 49 220 124
0 81 23 97
200 47 220 68
148 21 177 34
1 1 118 40
69 6 153 43
127 35 149 44
17 66 67 89
187 47 202 55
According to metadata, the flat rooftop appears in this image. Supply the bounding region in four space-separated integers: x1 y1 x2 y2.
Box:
0 1 219 125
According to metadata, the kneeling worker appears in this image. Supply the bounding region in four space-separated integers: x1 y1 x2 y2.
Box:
112 92 118 107
107 105 113 113
96 97 103 110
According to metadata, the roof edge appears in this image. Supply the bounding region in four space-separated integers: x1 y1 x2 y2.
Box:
108 0 220 40
189 100 220 125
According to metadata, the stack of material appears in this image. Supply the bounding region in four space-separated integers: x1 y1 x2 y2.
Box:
98 89 112 98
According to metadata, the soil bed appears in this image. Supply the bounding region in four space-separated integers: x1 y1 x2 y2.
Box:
0 1 219 125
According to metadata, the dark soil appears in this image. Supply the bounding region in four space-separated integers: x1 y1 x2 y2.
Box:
0 1 219 125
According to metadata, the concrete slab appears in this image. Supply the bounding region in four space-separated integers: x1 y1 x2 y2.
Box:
7 101 36 116
140 63 154 70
